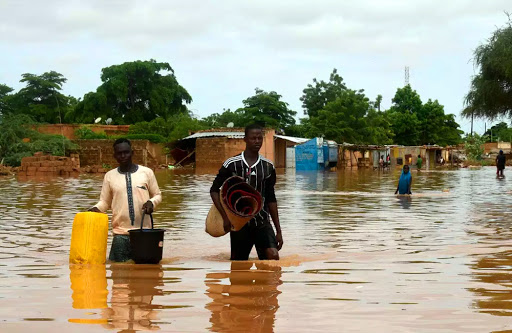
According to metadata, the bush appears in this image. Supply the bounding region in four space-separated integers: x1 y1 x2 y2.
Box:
0 114 78 166
129 114 207 142
464 134 486 160
117 133 166 143
75 126 108 139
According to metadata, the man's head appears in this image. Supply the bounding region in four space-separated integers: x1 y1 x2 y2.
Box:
244 124 263 153
418 155 421 158
113 138 133 166
500 150 504 155
403 165 410 174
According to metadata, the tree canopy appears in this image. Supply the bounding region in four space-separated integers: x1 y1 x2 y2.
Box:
1 71 74 123
306 89 393 144
386 85 462 146
483 121 512 142
235 88 296 129
463 17 512 119
300 68 347 117
68 60 192 124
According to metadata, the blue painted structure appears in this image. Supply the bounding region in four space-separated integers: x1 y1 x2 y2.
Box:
295 138 338 170
296 138 320 171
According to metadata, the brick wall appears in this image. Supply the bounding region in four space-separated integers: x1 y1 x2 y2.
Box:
76 139 162 169
18 152 80 177
195 132 275 170
36 124 130 140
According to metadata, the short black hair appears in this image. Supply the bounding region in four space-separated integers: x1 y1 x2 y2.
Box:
244 123 263 136
113 138 131 148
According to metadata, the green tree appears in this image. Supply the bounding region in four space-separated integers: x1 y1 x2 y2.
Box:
437 114 464 146
307 89 371 144
300 68 347 117
417 99 447 145
7 71 72 123
235 88 296 129
386 85 423 145
0 84 14 116
0 114 77 166
71 60 192 124
464 134 486 160
129 113 206 142
364 107 394 145
201 109 246 128
463 17 512 119
375 94 383 112
483 121 512 142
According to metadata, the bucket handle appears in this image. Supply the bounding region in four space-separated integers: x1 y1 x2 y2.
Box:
139 211 154 230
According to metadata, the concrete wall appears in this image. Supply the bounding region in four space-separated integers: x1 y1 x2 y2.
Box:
195 129 275 170
75 139 162 169
36 124 130 140
274 138 298 168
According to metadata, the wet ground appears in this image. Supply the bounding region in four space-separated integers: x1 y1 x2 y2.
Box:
1 167 512 332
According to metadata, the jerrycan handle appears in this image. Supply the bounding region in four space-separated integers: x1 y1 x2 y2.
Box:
139 212 154 230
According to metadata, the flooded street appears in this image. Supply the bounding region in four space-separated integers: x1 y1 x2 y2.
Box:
1 167 512 332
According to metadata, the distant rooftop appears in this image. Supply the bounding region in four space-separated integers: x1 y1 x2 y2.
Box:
181 131 245 140
274 134 309 144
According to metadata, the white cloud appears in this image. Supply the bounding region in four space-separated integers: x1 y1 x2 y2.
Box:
0 0 511 132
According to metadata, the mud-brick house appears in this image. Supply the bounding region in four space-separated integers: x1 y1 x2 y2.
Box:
180 128 275 170
179 128 313 170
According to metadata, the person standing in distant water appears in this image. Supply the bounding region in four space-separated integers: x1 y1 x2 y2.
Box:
416 155 423 171
379 155 384 170
89 138 162 262
496 150 506 178
395 165 412 195
386 154 390 168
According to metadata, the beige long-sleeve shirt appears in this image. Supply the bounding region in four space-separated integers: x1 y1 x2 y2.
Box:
94 165 162 235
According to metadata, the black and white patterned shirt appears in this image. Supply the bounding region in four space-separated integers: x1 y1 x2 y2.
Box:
210 152 277 227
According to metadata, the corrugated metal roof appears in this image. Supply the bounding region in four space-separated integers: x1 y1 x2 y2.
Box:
181 131 245 140
274 134 310 144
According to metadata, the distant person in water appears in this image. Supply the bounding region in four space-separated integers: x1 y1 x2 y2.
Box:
379 155 384 169
416 155 422 171
395 165 412 195
496 150 506 178
89 138 162 262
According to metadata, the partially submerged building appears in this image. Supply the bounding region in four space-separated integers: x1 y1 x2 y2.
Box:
295 138 338 170
179 128 332 170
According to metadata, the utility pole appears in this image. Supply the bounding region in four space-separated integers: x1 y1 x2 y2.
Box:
470 112 474 136
404 66 410 86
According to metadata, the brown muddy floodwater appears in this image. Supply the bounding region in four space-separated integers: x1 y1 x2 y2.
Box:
1 167 512 332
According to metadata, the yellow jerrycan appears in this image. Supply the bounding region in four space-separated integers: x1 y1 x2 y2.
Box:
69 212 109 264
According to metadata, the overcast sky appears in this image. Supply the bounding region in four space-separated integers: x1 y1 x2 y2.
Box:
1 0 511 134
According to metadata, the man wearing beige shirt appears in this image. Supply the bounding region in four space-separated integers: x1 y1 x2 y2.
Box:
89 138 162 262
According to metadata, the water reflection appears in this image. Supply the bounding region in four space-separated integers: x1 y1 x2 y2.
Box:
397 196 412 210
69 264 109 325
102 264 164 332
205 262 282 332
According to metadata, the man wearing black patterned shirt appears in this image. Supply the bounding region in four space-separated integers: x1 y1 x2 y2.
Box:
210 124 283 260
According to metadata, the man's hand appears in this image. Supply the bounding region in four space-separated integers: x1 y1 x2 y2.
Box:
88 207 101 213
276 232 284 250
142 200 154 214
223 217 232 233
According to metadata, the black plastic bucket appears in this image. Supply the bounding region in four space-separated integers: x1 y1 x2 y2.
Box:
129 213 164 264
